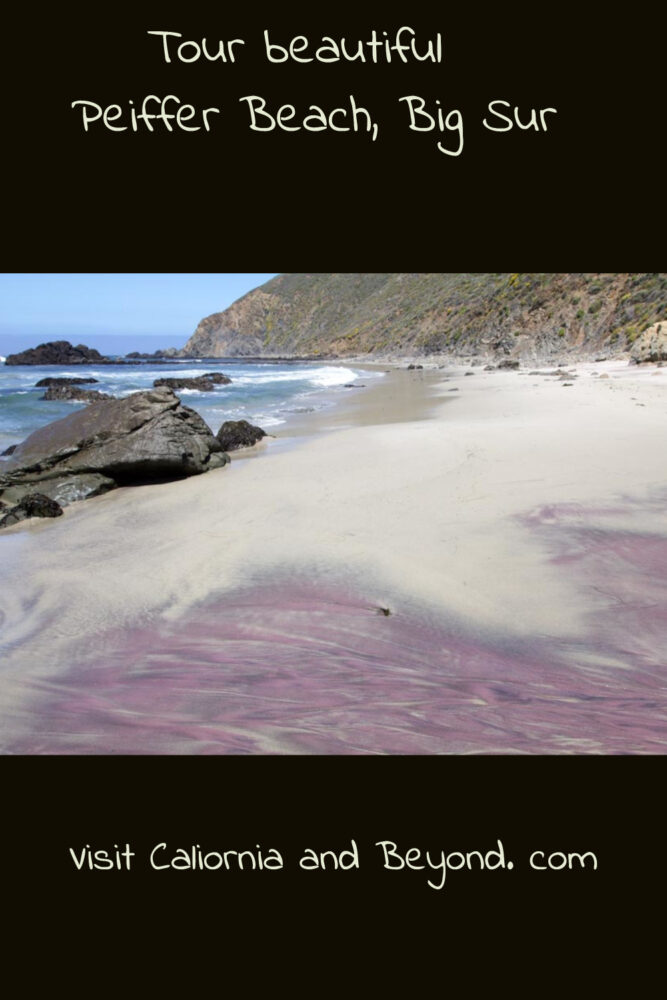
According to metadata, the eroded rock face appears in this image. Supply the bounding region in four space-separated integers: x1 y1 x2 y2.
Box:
630 323 667 363
153 373 232 391
0 387 230 525
41 386 113 402
5 341 108 365
216 419 267 451
0 473 116 508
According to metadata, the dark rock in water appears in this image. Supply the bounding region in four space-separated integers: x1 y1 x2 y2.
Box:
35 376 99 387
465 371 475 376
1 444 17 456
153 373 232 391
41 386 113 402
154 377 214 391
497 359 520 370
0 388 229 526
5 340 108 366
0 493 63 528
483 364 496 371
126 348 179 359
216 419 267 451
407 364 423 370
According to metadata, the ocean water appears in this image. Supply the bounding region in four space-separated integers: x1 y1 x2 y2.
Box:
0 358 380 454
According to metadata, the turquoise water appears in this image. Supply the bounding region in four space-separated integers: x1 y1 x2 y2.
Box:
0 358 379 453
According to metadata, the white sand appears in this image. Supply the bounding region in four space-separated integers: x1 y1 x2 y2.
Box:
1 359 667 679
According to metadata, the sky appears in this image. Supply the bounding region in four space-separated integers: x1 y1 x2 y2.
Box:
0 273 279 356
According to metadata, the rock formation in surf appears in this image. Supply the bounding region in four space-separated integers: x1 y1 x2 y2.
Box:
5 340 109 365
0 386 230 525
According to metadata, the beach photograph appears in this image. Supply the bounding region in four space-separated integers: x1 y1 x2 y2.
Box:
1 271 666 755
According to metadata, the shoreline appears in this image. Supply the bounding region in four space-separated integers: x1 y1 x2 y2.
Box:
2 358 667 752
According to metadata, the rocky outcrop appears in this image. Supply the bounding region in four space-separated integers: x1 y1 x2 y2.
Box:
0 387 230 523
153 373 232 391
630 322 667 363
5 341 108 365
216 420 267 451
0 493 63 529
41 386 113 402
1 445 17 456
35 376 99 387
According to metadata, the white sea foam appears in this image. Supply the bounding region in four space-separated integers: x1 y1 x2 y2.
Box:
308 366 365 387
231 366 360 387
0 361 380 449
254 415 285 427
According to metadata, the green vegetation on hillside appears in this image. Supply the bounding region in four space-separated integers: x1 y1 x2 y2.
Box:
182 273 667 358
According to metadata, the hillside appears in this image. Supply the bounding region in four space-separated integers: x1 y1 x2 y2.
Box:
182 273 667 360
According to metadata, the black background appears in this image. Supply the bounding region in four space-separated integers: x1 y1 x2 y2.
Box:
2 1 665 988
6 3 663 268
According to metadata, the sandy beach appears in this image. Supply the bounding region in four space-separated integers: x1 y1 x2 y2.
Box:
1 359 667 753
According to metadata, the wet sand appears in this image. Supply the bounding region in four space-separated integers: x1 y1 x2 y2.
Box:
1 360 667 753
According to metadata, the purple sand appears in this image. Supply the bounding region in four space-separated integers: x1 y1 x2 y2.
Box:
6 496 667 754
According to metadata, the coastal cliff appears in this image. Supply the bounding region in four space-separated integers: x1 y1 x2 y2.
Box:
182 273 667 359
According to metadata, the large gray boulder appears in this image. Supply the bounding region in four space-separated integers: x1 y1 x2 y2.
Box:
0 387 229 519
630 322 667 363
